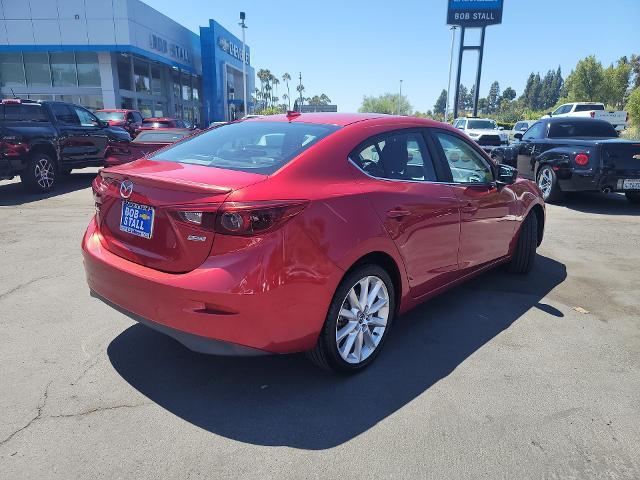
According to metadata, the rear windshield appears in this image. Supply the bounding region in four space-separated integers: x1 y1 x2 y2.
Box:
548 121 617 138
1 103 48 122
133 131 189 143
143 120 171 127
574 104 604 112
150 121 340 174
467 120 496 129
95 111 125 121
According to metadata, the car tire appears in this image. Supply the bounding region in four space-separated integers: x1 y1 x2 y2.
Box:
20 153 56 193
507 213 537 274
536 165 563 203
625 192 640 204
307 264 396 374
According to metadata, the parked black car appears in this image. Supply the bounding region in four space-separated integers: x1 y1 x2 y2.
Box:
490 117 640 204
0 99 130 193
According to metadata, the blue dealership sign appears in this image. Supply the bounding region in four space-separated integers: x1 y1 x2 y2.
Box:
447 0 503 27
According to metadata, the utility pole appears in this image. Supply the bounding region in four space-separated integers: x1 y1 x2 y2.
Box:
298 72 303 112
239 12 248 117
445 26 457 122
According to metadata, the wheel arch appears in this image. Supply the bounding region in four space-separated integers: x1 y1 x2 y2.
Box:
529 203 545 246
28 142 59 168
343 251 403 314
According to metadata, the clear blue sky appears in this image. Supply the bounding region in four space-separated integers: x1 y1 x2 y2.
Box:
145 0 640 113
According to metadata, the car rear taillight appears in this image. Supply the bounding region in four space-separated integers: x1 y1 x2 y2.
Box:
574 153 590 166
590 111 595 118
215 200 309 236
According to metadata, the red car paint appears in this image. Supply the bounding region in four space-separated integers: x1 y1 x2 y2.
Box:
82 113 544 355
104 128 194 166
94 109 143 138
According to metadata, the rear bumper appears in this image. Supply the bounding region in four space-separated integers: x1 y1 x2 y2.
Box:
558 170 640 192
0 157 26 179
82 217 338 354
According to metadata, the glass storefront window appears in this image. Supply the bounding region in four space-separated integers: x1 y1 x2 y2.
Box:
24 52 51 87
77 94 104 110
138 100 153 118
117 56 132 90
151 67 162 96
0 53 25 87
50 52 77 87
181 75 191 101
154 102 165 117
192 76 200 101
121 97 134 110
134 60 150 94
172 70 181 99
76 52 100 87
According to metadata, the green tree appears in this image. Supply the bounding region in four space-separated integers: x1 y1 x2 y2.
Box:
456 84 468 113
282 72 291 110
522 72 542 109
564 55 604 101
601 57 632 108
478 97 489 114
626 87 640 126
487 81 500 113
501 86 516 102
359 93 412 115
433 89 447 116
539 70 556 110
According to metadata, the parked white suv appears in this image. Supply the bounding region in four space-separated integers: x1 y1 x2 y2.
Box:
453 117 509 152
542 102 627 131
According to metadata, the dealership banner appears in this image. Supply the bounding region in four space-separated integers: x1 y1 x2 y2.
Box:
447 0 503 27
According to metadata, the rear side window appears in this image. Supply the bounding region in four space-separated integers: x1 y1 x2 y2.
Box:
50 104 79 125
2 104 48 122
134 131 188 143
150 121 340 174
143 120 171 127
350 131 437 182
574 104 604 112
548 121 617 138
553 105 572 115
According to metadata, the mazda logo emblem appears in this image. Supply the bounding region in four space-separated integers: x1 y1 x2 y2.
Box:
634 154 640 160
120 180 134 199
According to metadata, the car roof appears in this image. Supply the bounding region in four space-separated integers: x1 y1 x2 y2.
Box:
544 116 611 125
96 109 131 112
243 112 449 128
143 117 176 122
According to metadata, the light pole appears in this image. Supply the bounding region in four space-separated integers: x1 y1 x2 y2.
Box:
398 79 403 115
298 72 303 112
239 12 248 117
445 26 457 122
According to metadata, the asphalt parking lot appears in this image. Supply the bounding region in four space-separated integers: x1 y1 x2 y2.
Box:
1 170 639 479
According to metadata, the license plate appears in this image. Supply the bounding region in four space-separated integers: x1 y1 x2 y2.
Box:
120 201 154 239
622 179 640 190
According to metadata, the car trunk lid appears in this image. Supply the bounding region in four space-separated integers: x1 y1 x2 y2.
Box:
600 141 640 176
94 159 265 273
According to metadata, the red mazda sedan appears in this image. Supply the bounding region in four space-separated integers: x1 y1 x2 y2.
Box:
83 113 545 373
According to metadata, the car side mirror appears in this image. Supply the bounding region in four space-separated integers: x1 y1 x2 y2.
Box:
514 132 523 140
99 120 109 128
546 112 552 116
496 164 518 185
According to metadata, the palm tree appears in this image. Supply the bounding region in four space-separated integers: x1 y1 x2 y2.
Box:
296 83 305 108
272 77 280 105
282 93 289 111
319 93 331 105
282 73 291 110
256 69 269 104
264 83 272 108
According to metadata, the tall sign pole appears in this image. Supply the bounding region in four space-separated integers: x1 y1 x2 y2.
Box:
445 26 457 121
447 0 503 120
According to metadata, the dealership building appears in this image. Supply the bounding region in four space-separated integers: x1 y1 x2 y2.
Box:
0 0 254 125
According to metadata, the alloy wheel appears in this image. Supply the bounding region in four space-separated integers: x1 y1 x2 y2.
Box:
34 158 55 190
537 168 553 199
335 275 389 364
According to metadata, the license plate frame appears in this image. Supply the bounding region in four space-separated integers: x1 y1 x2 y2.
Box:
622 179 640 190
119 200 155 239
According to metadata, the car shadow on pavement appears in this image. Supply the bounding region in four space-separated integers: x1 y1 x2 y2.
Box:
107 254 566 450
557 192 640 215
0 171 96 206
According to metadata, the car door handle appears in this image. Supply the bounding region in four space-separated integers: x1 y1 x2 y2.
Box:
461 203 478 214
386 208 411 219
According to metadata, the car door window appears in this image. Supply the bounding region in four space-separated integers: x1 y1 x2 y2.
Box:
434 132 493 184
51 104 79 125
73 106 99 127
126 112 134 122
350 131 437 182
523 122 544 140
